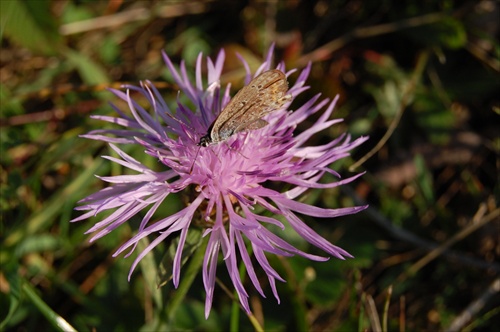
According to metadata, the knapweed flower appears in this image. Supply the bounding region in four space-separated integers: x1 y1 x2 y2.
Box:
72 45 368 318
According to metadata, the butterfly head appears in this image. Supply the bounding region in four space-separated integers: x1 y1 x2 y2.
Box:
197 134 212 147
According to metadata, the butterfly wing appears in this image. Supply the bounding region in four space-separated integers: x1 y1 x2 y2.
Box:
211 69 290 142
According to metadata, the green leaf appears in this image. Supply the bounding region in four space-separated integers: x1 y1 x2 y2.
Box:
14 234 61 257
435 18 467 49
4 157 104 247
406 17 467 49
157 227 204 288
0 0 62 55
414 154 434 203
137 237 163 309
22 282 77 331
413 90 454 144
0 266 22 330
363 54 410 121
0 84 23 117
302 260 347 306
63 49 110 85
99 36 121 64
166 235 208 324
173 300 220 330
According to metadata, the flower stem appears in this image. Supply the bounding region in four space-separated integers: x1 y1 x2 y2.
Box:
166 234 209 323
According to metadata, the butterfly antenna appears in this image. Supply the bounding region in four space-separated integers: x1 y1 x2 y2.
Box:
224 140 249 160
188 145 201 174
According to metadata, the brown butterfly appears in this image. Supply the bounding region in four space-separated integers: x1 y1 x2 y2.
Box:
198 69 291 146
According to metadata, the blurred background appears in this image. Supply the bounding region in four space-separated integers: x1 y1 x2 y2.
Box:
1 0 499 331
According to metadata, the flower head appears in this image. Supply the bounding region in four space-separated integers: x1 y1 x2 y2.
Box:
72 45 368 318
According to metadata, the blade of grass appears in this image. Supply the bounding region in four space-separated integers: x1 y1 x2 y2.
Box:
166 234 208 323
22 281 77 332
4 158 104 247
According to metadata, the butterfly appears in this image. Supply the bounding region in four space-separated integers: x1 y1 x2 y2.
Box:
198 69 291 146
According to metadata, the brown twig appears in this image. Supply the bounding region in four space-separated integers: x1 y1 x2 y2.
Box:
445 277 500 332
399 295 406 332
215 277 264 332
365 293 382 332
396 204 498 283
296 12 444 66
2 82 176 127
343 186 500 273
382 285 392 332
59 2 209 35
349 50 430 171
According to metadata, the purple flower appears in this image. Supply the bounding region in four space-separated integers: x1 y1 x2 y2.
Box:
72 45 368 318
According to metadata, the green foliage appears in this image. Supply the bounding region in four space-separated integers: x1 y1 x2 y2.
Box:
63 49 110 85
0 0 62 54
407 17 467 49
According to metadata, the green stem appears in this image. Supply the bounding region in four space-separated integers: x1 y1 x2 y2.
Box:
23 282 77 332
166 234 208 323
